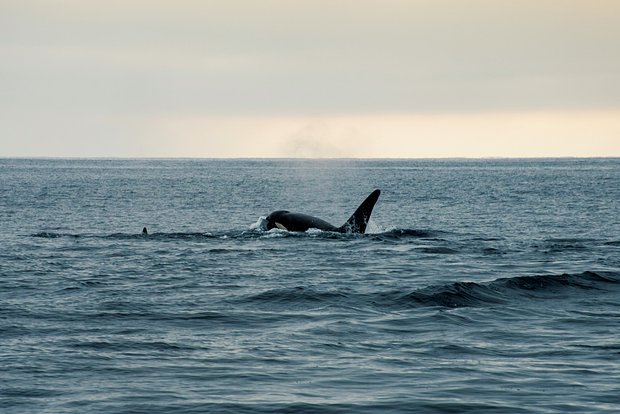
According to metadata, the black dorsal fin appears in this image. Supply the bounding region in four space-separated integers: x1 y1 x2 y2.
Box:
338 189 381 234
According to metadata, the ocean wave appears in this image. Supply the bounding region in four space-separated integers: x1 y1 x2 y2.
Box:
31 232 80 238
30 227 441 241
416 246 458 254
388 271 620 308
244 287 349 309
387 271 620 309
68 339 194 352
246 227 444 241
31 231 217 240
242 271 620 310
370 228 441 240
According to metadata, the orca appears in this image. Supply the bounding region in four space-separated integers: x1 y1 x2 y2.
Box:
265 189 381 234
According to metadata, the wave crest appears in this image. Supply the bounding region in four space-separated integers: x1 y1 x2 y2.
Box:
240 272 620 310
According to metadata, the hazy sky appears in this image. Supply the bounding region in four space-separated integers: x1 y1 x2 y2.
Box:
1 0 619 157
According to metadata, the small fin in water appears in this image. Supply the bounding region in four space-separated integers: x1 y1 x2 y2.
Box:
142 227 148 235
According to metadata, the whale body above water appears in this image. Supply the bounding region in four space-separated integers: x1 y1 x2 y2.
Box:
265 189 381 234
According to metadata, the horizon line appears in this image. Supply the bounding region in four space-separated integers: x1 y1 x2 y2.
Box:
2 156 619 161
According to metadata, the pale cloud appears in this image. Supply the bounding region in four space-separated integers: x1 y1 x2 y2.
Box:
1 1 619 157
281 122 363 158
2 110 618 158
84 111 618 158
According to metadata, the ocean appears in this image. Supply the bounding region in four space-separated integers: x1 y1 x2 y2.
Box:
1 158 619 413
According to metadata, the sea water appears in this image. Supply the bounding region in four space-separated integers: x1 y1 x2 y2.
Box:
1 158 619 413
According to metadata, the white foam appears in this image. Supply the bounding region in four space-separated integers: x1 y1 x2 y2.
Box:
249 216 268 231
364 219 385 234
261 228 290 238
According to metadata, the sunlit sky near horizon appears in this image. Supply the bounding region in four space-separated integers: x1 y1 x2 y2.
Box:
1 0 619 158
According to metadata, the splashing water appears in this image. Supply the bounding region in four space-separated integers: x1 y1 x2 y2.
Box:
249 216 268 231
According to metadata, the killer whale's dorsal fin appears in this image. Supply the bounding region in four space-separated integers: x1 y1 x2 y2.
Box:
142 227 148 235
338 189 381 234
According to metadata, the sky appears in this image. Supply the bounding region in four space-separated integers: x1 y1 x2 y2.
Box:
1 0 619 158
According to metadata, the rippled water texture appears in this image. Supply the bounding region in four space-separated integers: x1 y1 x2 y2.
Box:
1 159 620 413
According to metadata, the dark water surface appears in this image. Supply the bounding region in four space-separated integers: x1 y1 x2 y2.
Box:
1 158 619 413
